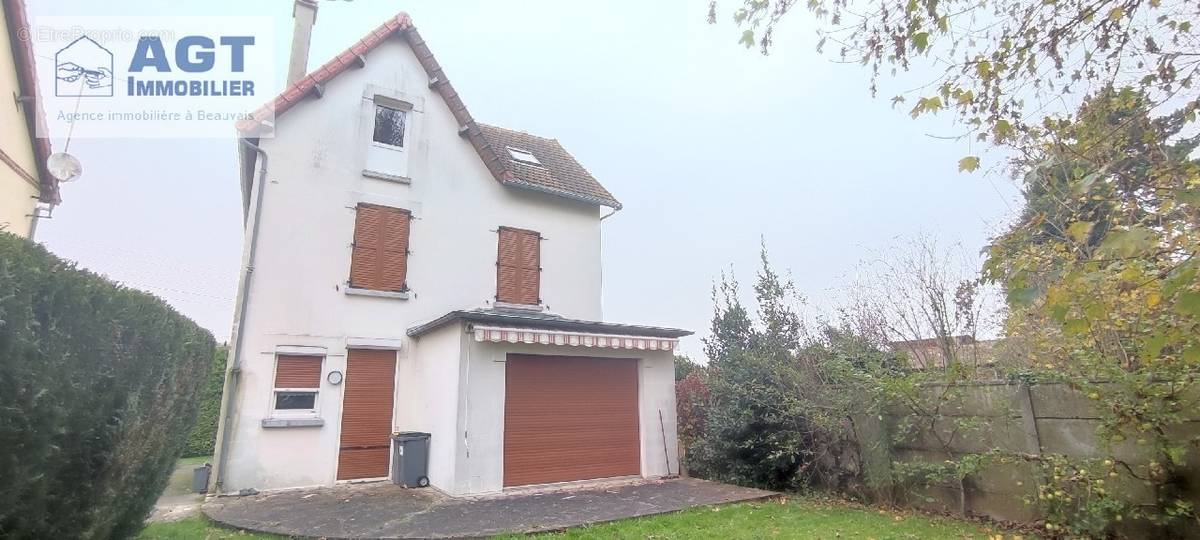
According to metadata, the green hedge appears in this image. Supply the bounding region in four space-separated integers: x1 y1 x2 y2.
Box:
183 346 226 457
0 233 215 539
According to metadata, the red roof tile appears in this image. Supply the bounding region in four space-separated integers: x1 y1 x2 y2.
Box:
478 124 619 208
238 11 619 209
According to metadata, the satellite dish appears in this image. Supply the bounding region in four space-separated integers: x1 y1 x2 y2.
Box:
47 152 82 183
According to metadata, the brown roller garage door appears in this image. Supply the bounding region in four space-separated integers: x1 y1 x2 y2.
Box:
337 349 396 480
504 354 640 487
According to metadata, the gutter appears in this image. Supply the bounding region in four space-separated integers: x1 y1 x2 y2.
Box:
211 138 269 494
501 178 622 210
407 309 694 339
5 0 58 205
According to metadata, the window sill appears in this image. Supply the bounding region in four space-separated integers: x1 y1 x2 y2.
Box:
493 301 544 313
345 287 410 300
261 418 324 429
362 169 411 184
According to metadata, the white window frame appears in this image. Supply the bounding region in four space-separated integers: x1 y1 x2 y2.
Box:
359 85 424 182
506 146 542 166
269 354 324 419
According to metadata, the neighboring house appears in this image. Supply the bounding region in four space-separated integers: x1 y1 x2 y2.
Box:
212 6 691 497
889 335 996 369
0 0 57 238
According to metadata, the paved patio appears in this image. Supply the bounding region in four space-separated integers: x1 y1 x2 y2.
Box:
204 477 777 538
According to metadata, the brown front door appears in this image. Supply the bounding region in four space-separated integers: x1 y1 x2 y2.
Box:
337 349 396 480
503 354 640 487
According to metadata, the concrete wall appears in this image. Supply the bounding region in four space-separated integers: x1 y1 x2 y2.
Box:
458 339 678 495
858 381 1200 531
404 322 465 493
0 4 40 238
221 33 608 493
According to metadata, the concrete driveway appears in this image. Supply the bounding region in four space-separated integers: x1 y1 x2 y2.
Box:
204 477 777 538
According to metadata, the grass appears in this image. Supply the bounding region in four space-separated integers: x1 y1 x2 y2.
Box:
500 497 1021 539
178 455 214 467
140 496 1025 540
140 517 281 540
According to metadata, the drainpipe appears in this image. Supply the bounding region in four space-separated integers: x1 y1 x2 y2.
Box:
28 202 43 239
27 201 54 240
211 138 270 494
597 205 619 320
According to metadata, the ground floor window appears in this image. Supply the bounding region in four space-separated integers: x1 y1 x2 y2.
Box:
272 354 323 415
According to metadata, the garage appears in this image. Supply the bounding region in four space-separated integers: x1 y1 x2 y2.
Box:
503 354 641 487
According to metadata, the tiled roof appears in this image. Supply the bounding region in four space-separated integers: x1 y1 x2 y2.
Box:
238 11 619 209
4 0 57 204
236 12 415 131
477 124 620 209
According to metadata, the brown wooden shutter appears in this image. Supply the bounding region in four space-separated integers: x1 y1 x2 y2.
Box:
274 355 321 388
350 204 411 291
496 227 540 305
337 349 396 480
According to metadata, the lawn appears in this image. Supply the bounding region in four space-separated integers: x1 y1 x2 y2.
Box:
140 497 1025 539
178 455 213 467
141 518 280 540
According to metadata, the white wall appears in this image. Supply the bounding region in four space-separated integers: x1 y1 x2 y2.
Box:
402 322 464 492
460 340 678 495
221 337 350 491
221 34 606 493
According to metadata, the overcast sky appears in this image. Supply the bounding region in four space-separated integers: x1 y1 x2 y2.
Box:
27 0 1020 359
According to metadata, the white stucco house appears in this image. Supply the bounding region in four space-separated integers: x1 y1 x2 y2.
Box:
211 7 690 497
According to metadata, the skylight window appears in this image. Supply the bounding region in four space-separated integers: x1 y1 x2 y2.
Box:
506 147 541 166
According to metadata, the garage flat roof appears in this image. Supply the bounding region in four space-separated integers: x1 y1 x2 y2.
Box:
407 308 692 339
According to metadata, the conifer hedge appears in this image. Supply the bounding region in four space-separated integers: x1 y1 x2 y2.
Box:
0 233 215 539
183 346 226 457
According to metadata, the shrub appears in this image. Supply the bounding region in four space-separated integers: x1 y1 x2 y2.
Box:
674 354 698 381
0 233 215 539
183 346 227 457
675 370 710 447
686 248 866 492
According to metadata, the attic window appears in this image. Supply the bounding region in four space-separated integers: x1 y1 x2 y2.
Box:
506 147 541 166
373 103 407 148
